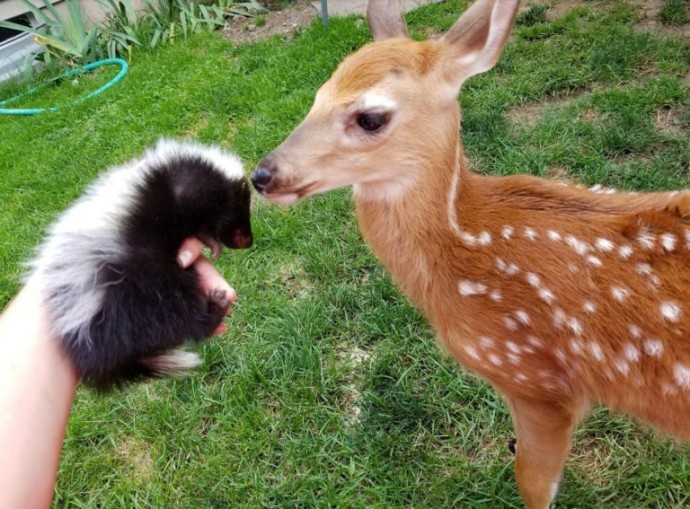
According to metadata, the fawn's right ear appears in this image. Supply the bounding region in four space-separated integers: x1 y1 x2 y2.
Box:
438 0 520 92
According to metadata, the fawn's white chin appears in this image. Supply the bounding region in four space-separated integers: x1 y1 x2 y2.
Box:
266 192 300 206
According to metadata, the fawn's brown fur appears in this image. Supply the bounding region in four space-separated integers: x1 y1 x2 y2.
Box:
251 1 690 507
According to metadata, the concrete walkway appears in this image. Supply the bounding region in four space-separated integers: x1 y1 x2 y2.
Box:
311 0 444 17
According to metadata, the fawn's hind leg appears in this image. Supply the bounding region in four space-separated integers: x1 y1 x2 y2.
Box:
507 395 590 509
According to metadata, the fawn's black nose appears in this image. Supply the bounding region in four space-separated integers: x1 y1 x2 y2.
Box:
251 158 276 193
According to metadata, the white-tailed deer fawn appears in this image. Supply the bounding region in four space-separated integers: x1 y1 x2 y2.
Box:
251 0 690 507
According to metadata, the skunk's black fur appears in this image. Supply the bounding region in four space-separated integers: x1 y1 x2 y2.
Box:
28 140 252 390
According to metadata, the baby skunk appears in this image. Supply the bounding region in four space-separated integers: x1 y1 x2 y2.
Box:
27 139 253 391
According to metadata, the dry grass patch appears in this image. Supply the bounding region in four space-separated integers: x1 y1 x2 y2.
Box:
569 436 616 486
117 437 155 482
654 106 690 136
336 344 372 426
278 259 312 298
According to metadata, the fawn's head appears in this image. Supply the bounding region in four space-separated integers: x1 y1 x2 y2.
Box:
252 0 520 204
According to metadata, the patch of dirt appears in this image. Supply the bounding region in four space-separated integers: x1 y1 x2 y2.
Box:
223 1 319 45
506 90 589 127
546 0 588 20
628 0 690 37
544 165 575 184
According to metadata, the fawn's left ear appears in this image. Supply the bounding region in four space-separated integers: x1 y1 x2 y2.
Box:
367 0 409 41
437 0 520 91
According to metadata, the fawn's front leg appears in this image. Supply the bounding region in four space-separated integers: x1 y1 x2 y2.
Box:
507 395 590 509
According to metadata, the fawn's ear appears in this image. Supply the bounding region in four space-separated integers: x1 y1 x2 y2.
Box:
438 0 520 91
367 0 409 41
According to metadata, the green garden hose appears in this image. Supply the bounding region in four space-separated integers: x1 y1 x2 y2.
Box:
0 58 128 115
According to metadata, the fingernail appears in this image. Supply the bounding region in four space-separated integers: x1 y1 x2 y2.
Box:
226 287 237 303
178 250 193 268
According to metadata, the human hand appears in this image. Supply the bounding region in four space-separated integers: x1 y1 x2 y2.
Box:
177 237 238 335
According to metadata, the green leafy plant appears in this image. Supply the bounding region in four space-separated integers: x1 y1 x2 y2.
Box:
96 0 142 59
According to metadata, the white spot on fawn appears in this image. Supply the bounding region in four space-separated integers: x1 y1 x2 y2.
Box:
626 325 641 339
568 318 583 336
464 344 480 361
515 309 530 325
496 258 507 271
539 288 555 304
623 343 640 362
506 341 522 354
502 226 514 240
566 236 589 255
644 339 663 357
569 338 584 355
586 256 603 267
637 228 655 250
547 230 561 241
660 301 682 323
673 363 690 390
553 308 567 328
506 263 519 276
554 348 567 363
488 353 503 366
685 230 690 249
618 245 633 259
614 359 630 376
611 286 629 302
524 227 537 240
595 238 615 252
661 233 677 252
459 280 487 296
504 316 518 331
588 342 605 362
635 263 652 276
583 300 597 314
527 335 543 348
490 289 502 302
460 232 476 246
479 336 495 349
526 272 541 287
478 231 492 246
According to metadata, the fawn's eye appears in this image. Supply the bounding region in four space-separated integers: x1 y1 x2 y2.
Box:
356 112 389 132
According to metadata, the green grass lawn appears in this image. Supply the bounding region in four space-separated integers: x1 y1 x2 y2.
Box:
1 1 690 507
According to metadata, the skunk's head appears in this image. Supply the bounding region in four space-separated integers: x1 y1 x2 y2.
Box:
210 174 253 251
138 140 254 255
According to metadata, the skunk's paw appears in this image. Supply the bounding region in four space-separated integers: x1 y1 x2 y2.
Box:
205 287 231 335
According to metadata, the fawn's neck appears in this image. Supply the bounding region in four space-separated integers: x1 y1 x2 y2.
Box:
353 138 483 315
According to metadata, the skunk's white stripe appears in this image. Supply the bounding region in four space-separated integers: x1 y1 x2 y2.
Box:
150 139 245 181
